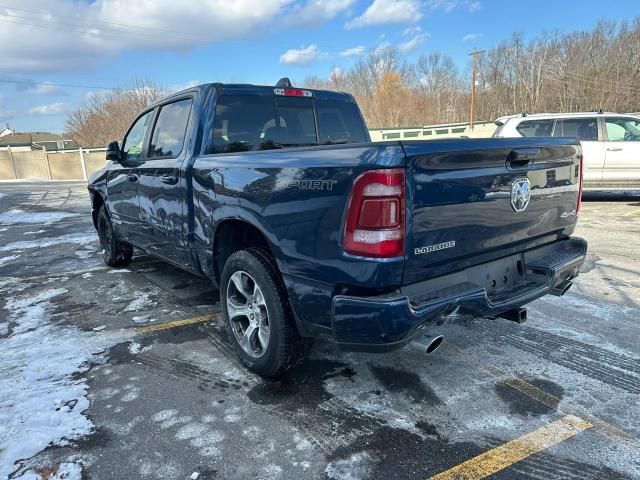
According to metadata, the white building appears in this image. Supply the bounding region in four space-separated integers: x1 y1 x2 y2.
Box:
0 124 14 137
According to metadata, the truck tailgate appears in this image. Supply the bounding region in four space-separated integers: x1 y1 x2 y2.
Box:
402 137 581 285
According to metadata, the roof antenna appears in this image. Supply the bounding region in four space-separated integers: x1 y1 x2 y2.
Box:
276 77 292 88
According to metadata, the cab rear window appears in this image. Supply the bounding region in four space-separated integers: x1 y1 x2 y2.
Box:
208 95 367 154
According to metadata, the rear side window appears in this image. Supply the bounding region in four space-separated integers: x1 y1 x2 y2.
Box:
515 120 554 137
209 95 367 154
553 118 598 141
149 98 193 158
316 100 368 144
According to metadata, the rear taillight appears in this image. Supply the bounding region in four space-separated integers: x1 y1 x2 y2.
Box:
577 154 584 214
343 169 405 258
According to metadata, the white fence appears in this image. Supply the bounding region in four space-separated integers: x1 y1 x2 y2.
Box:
0 148 107 181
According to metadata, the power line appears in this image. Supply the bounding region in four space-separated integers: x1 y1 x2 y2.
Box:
551 70 640 90
0 3 200 37
0 78 116 90
0 16 183 42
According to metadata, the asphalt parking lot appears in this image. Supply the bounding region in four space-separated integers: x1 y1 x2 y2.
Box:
1 181 639 480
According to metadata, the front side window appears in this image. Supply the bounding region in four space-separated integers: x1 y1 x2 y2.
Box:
122 110 153 160
209 95 367 154
605 117 640 142
515 120 554 137
553 118 598 141
149 98 193 158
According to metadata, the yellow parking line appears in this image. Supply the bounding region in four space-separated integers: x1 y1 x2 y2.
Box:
135 314 219 334
443 341 640 451
429 415 592 480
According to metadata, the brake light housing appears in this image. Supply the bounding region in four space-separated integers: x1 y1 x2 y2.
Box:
343 169 405 258
273 88 312 97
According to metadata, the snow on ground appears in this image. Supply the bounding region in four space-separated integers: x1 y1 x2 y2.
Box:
0 233 97 253
0 287 124 478
124 293 155 312
13 462 83 480
325 452 371 480
0 209 77 225
0 254 20 266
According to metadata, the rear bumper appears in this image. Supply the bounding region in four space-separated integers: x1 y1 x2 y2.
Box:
331 237 587 352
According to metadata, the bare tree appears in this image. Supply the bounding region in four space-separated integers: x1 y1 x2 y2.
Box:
65 80 165 147
303 18 640 128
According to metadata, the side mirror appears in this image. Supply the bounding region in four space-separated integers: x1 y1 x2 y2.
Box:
106 141 122 162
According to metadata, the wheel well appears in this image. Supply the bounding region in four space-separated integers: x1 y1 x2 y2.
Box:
213 220 272 284
90 191 104 229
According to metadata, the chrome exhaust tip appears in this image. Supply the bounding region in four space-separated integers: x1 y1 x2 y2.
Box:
551 281 573 296
424 335 444 355
561 281 573 296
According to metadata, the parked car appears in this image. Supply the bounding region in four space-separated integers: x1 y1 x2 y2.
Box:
494 112 640 190
88 80 587 377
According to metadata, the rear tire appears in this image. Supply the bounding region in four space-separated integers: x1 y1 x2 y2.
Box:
220 247 308 377
97 205 133 267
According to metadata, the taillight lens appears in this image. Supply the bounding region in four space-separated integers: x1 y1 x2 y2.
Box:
577 154 583 214
343 169 405 258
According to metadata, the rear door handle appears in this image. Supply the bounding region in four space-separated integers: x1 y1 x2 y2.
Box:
606 147 623 152
127 174 138 183
507 148 540 169
160 175 179 185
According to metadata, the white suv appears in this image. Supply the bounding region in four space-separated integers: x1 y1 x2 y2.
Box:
494 112 640 190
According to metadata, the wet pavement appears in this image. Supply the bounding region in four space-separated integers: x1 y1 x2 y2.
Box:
0 182 639 479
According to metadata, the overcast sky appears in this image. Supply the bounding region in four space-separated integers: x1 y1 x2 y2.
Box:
0 0 637 134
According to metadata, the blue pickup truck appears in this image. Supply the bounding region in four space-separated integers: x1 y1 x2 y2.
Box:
88 79 587 376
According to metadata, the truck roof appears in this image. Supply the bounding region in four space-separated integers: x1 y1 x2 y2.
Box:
158 82 355 107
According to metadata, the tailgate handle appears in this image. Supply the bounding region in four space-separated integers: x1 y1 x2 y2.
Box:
507 148 540 169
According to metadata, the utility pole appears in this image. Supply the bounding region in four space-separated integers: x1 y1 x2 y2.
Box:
468 48 485 130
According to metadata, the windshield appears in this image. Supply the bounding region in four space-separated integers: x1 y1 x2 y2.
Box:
209 95 367 154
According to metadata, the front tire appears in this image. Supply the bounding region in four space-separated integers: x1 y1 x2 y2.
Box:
220 248 307 377
96 205 133 267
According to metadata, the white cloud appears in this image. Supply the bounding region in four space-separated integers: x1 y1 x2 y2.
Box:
346 0 422 29
170 80 201 92
398 32 429 53
340 46 367 57
468 1 482 12
463 32 482 42
28 102 67 116
402 26 423 36
279 43 367 65
0 0 294 73
428 0 482 13
427 0 458 12
280 44 323 65
287 0 355 25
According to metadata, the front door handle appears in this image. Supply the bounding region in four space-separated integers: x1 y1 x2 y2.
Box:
606 147 623 152
127 174 138 182
160 175 179 185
